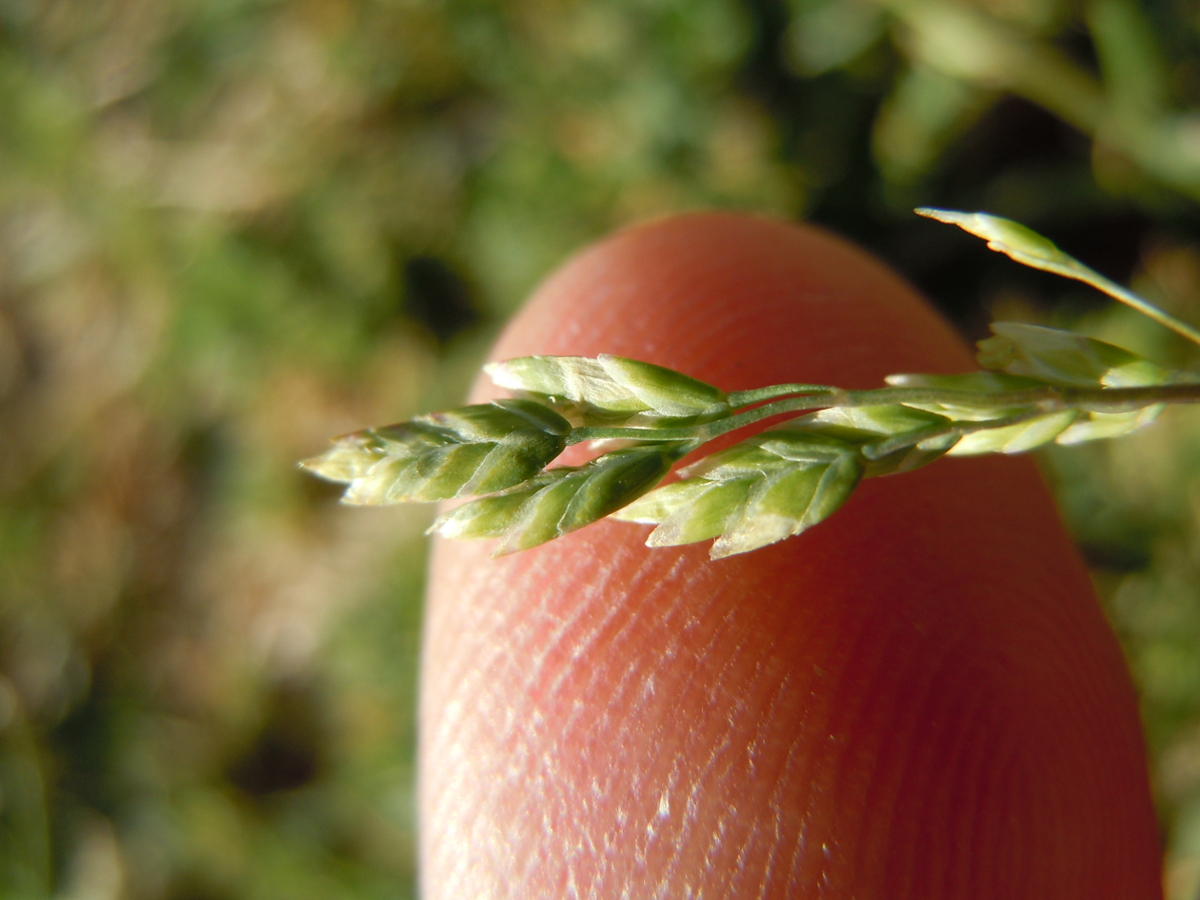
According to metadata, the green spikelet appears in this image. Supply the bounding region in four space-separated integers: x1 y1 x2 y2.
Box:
431 443 686 553
301 399 571 504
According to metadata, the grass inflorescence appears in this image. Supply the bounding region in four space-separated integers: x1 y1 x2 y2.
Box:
303 212 1200 558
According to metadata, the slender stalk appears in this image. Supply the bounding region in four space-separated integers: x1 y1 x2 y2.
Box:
916 208 1200 346
566 394 833 444
860 409 1050 460
853 382 1200 412
727 384 836 407
1060 264 1200 348
566 381 1200 447
1062 382 1200 411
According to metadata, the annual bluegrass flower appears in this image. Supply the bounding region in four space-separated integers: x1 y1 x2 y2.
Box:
976 322 1171 388
301 399 571 504
615 431 862 558
485 354 728 424
301 211 1200 557
431 443 688 554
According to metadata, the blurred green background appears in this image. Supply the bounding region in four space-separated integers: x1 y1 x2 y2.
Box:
4 0 1200 897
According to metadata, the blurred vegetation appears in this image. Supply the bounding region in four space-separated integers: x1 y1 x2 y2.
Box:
2 0 1200 897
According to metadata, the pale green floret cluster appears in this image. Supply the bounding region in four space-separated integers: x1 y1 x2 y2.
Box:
434 443 688 555
614 432 862 558
302 211 1200 558
976 322 1170 389
485 354 730 424
916 208 1076 277
300 398 571 504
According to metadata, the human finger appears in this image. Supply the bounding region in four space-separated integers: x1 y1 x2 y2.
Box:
419 212 1161 899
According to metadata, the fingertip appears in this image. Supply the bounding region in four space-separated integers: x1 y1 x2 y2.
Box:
420 213 1161 899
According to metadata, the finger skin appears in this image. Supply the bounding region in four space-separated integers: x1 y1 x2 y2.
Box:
419 213 1162 899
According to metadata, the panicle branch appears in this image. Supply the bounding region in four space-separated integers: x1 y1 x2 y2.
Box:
302 212 1200 558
